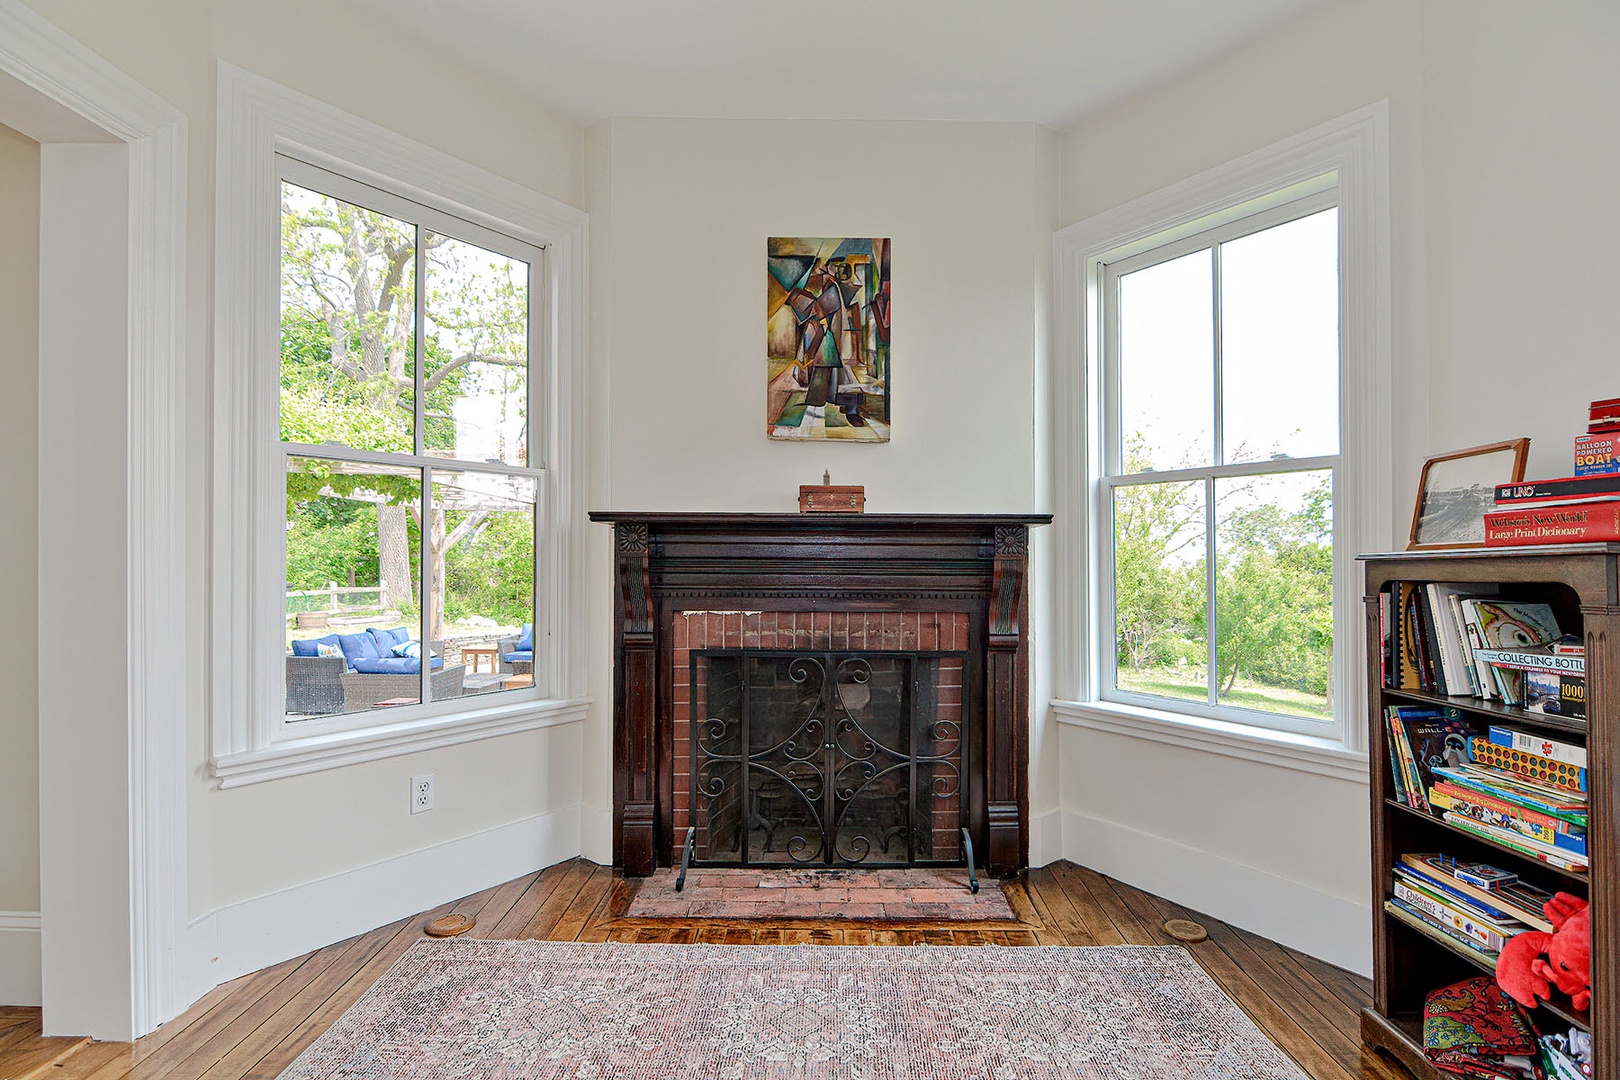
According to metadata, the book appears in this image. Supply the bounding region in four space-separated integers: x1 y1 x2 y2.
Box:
1441 813 1588 871
1385 717 1409 805
1393 866 1526 931
1459 600 1501 700
1385 898 1500 965
1397 706 1474 798
1433 763 1587 822
1485 502 1620 545
1574 434 1620 477
1497 473 1620 503
1396 583 1424 690
1465 600 1563 652
1489 726 1587 768
1471 737 1586 793
1388 711 1426 810
1429 786 1587 856
1392 880 1517 951
1524 671 1587 721
1401 854 1556 931
1473 645 1586 676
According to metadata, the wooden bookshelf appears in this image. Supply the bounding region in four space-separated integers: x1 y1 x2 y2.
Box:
1361 545 1619 1080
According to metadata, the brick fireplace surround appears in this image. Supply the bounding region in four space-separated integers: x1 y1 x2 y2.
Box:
589 512 1049 879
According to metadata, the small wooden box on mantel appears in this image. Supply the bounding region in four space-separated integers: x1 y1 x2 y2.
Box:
798 484 865 513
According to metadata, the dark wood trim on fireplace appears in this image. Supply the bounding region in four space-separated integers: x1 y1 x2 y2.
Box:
591 511 1050 879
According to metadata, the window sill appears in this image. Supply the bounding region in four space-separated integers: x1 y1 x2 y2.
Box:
211 696 591 788
1050 698 1369 783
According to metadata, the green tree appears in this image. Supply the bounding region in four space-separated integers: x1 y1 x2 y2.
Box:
280 183 533 639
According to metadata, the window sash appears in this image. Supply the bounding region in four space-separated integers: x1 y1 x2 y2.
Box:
277 154 547 472
1097 192 1342 737
274 159 547 741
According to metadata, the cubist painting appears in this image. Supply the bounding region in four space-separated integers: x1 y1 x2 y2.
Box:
767 237 890 441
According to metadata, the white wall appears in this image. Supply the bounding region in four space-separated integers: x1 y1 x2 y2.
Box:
582 116 1058 856
0 120 41 1007
1419 0 1620 476
1052 0 1620 975
17 0 592 1026
37 141 134 1036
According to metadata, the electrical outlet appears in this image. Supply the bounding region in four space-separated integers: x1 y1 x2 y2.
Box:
410 773 435 814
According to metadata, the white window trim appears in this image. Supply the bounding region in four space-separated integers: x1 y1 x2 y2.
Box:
211 63 590 787
1051 102 1393 775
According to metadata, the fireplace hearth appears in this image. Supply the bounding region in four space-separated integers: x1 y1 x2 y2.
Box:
590 512 1049 879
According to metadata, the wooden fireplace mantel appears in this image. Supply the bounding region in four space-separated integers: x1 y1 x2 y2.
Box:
590 511 1049 879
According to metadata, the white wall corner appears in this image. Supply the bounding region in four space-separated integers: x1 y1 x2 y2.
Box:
0 912 42 1007
1060 809 1371 976
1027 808 1063 868
579 804 613 866
180 805 583 1003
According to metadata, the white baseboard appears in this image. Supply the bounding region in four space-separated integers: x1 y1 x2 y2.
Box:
580 804 613 866
180 804 582 1005
1027 808 1063 868
1060 809 1372 976
0 912 42 1006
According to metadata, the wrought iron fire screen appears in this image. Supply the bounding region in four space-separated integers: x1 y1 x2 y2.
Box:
691 650 966 868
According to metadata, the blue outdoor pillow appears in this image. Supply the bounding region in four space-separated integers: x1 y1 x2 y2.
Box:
391 640 422 659
517 622 533 651
290 633 340 657
336 631 383 664
369 626 411 651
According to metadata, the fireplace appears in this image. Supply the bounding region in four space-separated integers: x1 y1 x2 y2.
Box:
589 512 1048 879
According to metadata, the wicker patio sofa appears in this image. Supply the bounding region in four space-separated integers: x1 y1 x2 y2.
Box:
285 627 467 714
285 653 467 714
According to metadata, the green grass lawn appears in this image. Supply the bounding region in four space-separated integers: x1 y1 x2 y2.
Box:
1115 666 1332 720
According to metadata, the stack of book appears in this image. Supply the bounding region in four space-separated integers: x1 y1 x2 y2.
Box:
1386 852 1556 968
1378 587 1577 702
1388 708 1589 871
1488 473 1620 545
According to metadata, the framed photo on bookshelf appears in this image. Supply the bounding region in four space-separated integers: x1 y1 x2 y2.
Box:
1409 439 1531 550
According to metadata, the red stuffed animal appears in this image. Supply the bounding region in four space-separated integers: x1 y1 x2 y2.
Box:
1496 892 1591 1012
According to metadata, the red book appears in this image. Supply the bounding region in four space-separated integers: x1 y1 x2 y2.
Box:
1485 502 1620 545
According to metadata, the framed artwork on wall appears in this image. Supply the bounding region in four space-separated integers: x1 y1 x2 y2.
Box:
767 237 890 441
1407 438 1531 550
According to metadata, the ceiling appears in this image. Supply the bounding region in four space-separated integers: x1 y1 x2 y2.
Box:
356 0 1326 129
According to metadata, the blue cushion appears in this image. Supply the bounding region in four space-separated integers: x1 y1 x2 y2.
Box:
336 631 384 664
350 656 445 675
290 633 340 657
369 626 411 651
504 650 534 663
391 640 422 659
517 622 533 651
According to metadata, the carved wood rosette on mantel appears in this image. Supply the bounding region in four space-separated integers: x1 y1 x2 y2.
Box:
591 512 1050 879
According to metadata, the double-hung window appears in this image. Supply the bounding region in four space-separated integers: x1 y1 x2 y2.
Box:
1098 194 1341 737
278 156 545 726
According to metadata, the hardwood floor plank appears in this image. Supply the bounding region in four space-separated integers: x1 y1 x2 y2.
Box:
2 1034 89 1079
1064 864 1152 943
28 1039 136 1080
486 862 573 939
464 870 543 939
549 864 614 942
1024 867 1101 946
516 860 597 940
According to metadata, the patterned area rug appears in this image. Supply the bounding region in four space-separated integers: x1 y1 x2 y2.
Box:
277 940 1309 1079
626 866 1017 922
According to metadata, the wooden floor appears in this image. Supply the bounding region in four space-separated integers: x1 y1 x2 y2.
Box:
0 859 1412 1080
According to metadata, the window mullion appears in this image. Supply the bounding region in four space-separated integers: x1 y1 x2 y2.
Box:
413 225 426 457
420 464 432 705
1211 244 1224 467
1205 474 1218 706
